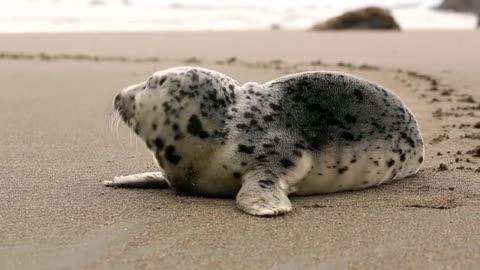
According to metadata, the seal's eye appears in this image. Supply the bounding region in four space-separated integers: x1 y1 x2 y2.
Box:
146 76 166 90
158 77 166 87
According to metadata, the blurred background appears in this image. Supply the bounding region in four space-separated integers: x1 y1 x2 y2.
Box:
0 0 478 32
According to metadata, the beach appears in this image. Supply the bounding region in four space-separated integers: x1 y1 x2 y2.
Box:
0 31 479 269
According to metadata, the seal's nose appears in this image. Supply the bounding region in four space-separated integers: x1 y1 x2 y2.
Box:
114 94 122 110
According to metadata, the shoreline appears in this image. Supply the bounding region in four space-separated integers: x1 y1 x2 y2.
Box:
0 31 478 73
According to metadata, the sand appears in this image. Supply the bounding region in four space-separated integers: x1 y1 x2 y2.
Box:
0 31 479 270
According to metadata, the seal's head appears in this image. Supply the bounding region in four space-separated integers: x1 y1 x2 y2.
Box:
114 73 169 138
113 67 239 169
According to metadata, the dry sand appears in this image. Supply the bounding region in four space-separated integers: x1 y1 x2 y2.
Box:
0 31 479 270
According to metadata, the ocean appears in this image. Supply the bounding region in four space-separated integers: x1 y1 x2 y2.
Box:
0 0 477 32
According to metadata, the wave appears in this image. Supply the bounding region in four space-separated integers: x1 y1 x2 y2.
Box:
0 0 476 32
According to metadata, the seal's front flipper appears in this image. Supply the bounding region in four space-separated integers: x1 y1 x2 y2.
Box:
104 172 170 189
236 170 292 216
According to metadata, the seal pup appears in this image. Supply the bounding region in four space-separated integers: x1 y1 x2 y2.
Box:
105 67 424 216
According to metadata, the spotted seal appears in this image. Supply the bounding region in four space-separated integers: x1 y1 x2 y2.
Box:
104 67 424 216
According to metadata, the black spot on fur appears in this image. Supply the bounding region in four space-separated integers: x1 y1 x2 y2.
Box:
353 89 364 102
256 154 268 161
165 145 181 165
251 106 260 112
327 119 346 128
344 114 357 123
400 153 406 162
187 114 210 139
294 143 305 149
350 158 357 163
306 103 323 112
407 137 415 148
386 159 395 167
263 115 274 122
338 167 349 174
269 103 282 111
280 158 295 168
233 172 242 179
418 156 423 163
174 133 184 140
238 144 255 154
406 137 415 148
401 132 416 148
153 137 164 150
341 132 355 141
236 124 249 130
134 124 141 134
244 112 254 119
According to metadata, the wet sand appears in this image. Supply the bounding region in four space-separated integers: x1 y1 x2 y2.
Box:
0 31 479 269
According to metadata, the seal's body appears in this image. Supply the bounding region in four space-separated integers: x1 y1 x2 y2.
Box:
106 67 424 216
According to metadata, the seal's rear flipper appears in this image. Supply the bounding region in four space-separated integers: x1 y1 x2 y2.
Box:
104 172 170 189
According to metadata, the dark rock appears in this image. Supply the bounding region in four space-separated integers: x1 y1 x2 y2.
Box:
439 163 449 171
458 95 476 103
311 7 400 31
271 24 282 31
466 146 480 157
437 0 480 13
